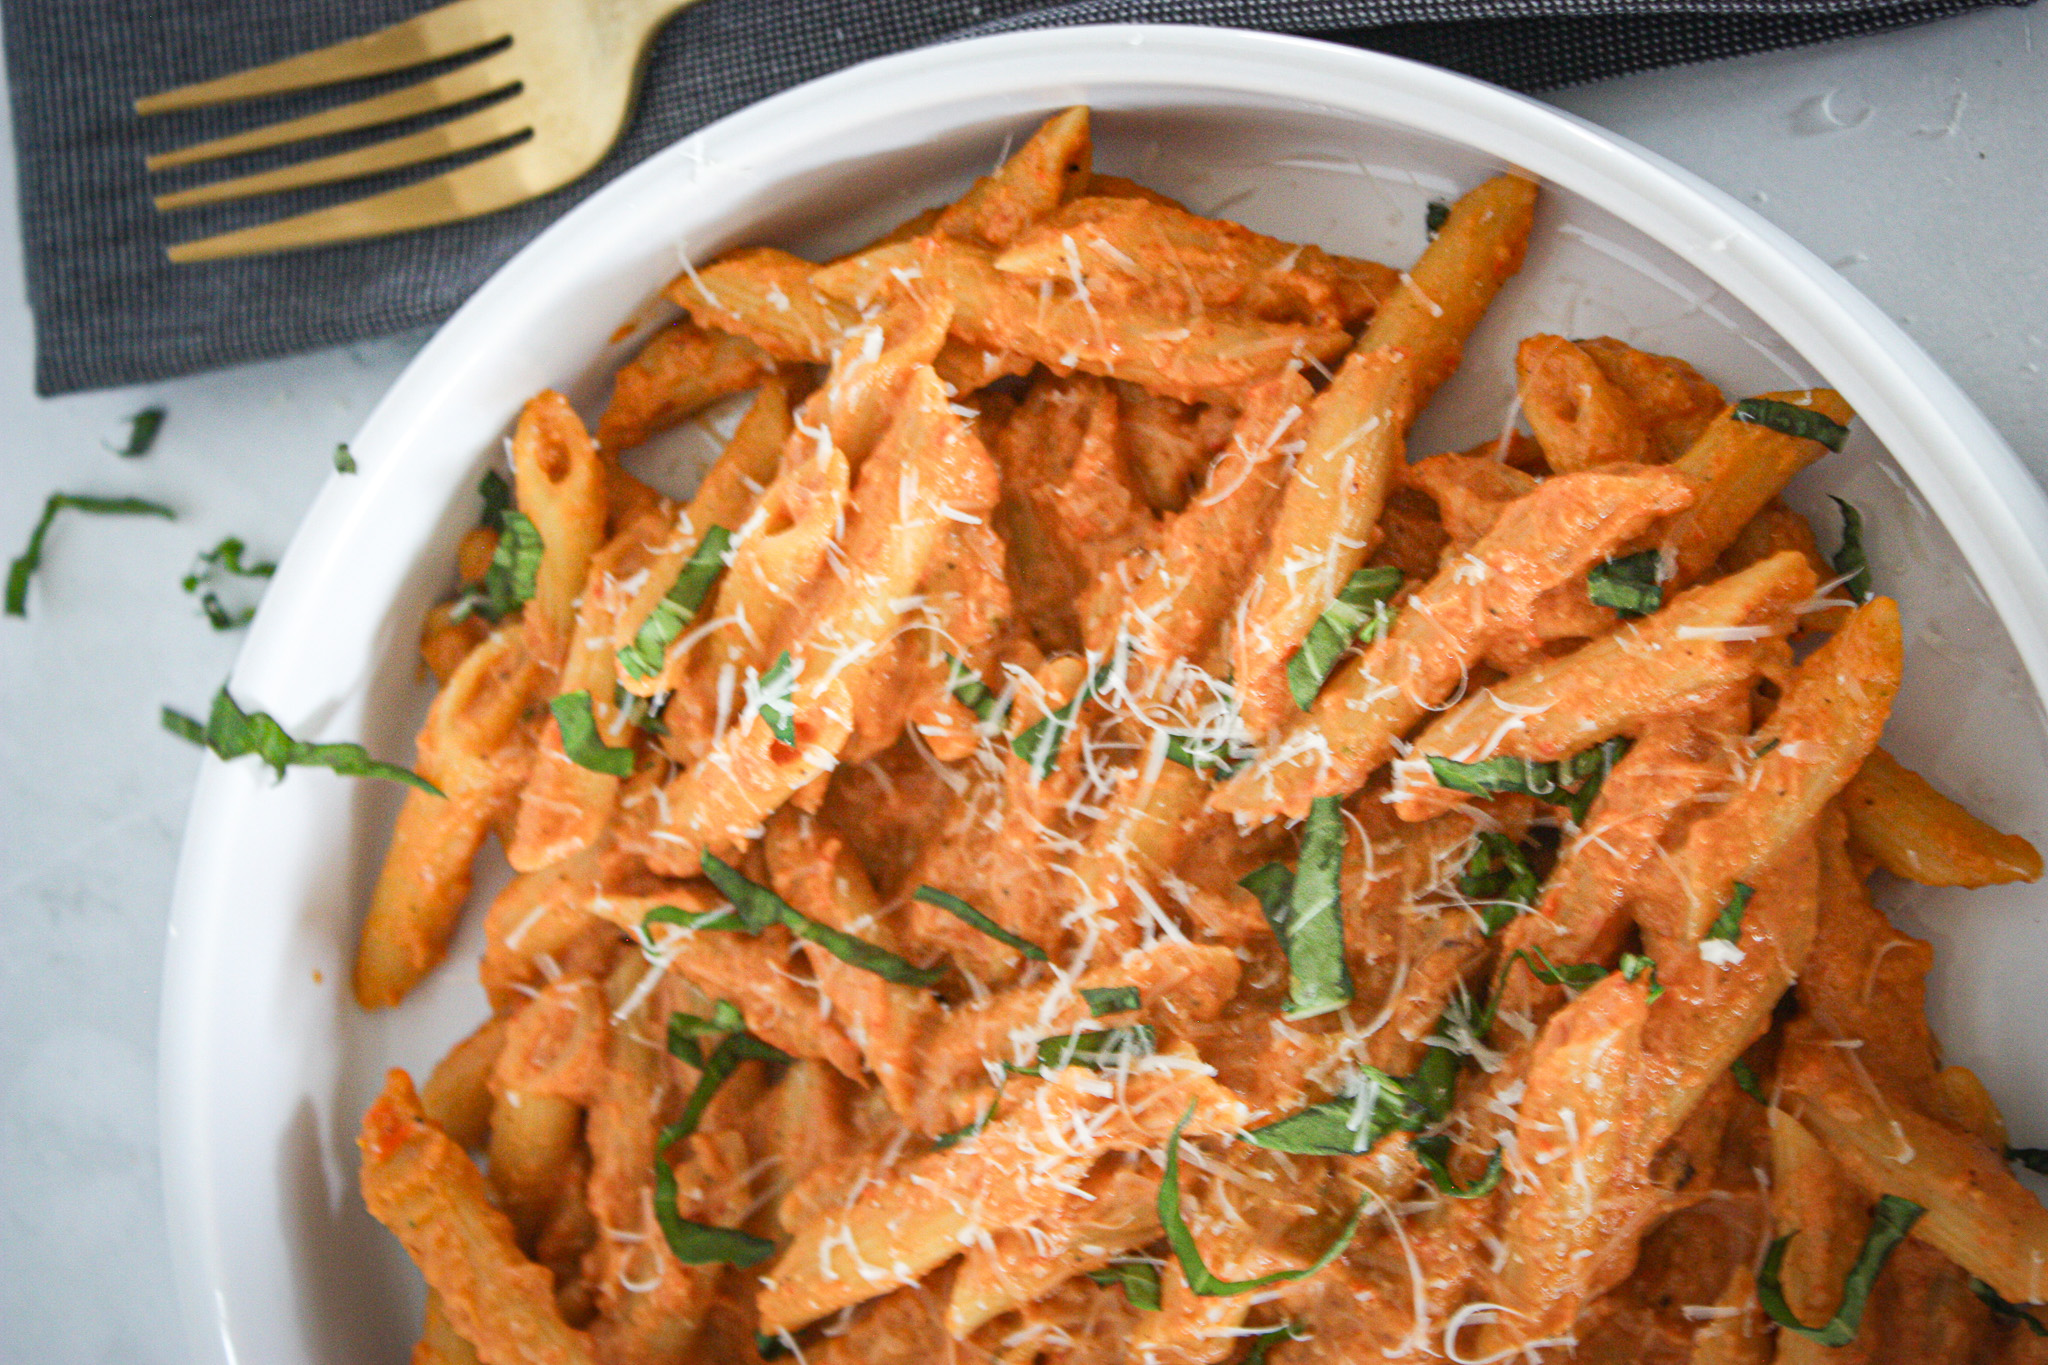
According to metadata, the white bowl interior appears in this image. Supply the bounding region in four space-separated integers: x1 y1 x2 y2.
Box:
161 30 2048 1365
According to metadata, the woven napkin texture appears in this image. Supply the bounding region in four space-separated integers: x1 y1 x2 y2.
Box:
2 0 2026 395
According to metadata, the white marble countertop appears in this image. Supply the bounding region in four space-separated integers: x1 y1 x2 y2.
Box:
1 11 2043 1362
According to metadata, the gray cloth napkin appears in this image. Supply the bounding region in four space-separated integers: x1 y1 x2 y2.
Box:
3 0 2029 396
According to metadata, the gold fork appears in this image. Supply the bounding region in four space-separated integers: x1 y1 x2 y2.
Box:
136 0 703 264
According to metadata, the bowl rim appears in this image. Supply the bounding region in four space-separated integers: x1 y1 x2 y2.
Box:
159 23 2048 1365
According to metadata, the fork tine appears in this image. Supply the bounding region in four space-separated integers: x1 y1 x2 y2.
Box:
164 152 546 263
152 99 532 212
145 53 518 173
134 0 505 115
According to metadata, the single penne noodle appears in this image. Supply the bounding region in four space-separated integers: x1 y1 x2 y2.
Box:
1781 1021 2048 1306
1214 463 1695 820
1233 173 1538 732
595 319 769 452
670 245 857 362
419 1015 508 1154
1516 333 1651 472
1667 596 1901 943
755 1068 1250 1333
936 104 1092 249
356 624 545 1009
512 390 608 661
1394 549 1818 820
1658 388 1856 586
357 1070 600 1365
1843 746 2044 887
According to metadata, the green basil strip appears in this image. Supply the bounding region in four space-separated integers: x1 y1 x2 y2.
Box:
1164 731 1244 778
1033 1025 1157 1072
1756 1195 1923 1347
1162 1105 1367 1296
1732 397 1851 453
1241 798 1353 1021
1500 945 1609 993
1243 1073 1402 1156
112 406 166 457
6 493 177 616
1586 549 1663 619
652 1161 777 1267
640 903 746 941
476 469 513 530
1412 1134 1505 1199
1082 985 1142 1018
1618 952 1665 1001
476 508 543 621
1971 1279 2048 1336
1087 1260 1163 1311
944 653 1006 725
2008 1148 2048 1177
755 651 799 743
1457 831 1539 935
756 1332 793 1360
1242 1324 1300 1365
1404 1044 1460 1129
932 1072 1009 1151
1425 201 1451 238
333 444 358 473
196 593 253 631
1013 661 1113 779
162 685 440 795
1707 882 1754 943
1831 496 1873 605
914 886 1048 961
182 536 275 591
664 1008 792 1140
1287 566 1403 709
618 525 733 680
1426 737 1628 826
1730 1058 1769 1104
550 691 635 777
615 684 670 736
700 854 946 987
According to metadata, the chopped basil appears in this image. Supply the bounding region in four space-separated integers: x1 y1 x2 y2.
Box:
1499 945 1609 994
1706 882 1753 943
1754 737 1781 759
1287 566 1402 709
1164 731 1245 778
640 902 746 939
1618 952 1664 1001
1087 1260 1163 1311
618 526 732 680
1458 831 1539 935
6 493 176 617
2008 1148 2048 1177
1033 1025 1157 1072
943 653 1006 725
1730 1058 1768 1104
663 1005 791 1141
1732 397 1850 453
1013 661 1113 779
652 1164 777 1267
754 651 800 743
484 509 544 619
476 469 513 530
1425 201 1451 237
1162 1105 1366 1296
1082 985 1142 1017
550 691 635 777
1425 736 1628 825
1403 1042 1460 1129
1412 1133 1504 1199
1242 1324 1300 1365
700 854 946 987
1586 549 1663 618
162 685 441 795
1971 1279 2048 1336
333 444 358 473
182 536 276 632
932 1073 1007 1150
1756 1195 1922 1346
1830 497 1872 605
615 684 669 736
111 406 166 458
914 885 1048 961
1239 797 1353 1021
1243 1069 1408 1156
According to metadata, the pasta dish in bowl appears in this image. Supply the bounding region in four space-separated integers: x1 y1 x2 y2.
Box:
156 28 2048 1365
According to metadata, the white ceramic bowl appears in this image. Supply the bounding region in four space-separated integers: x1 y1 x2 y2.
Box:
160 26 2048 1365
